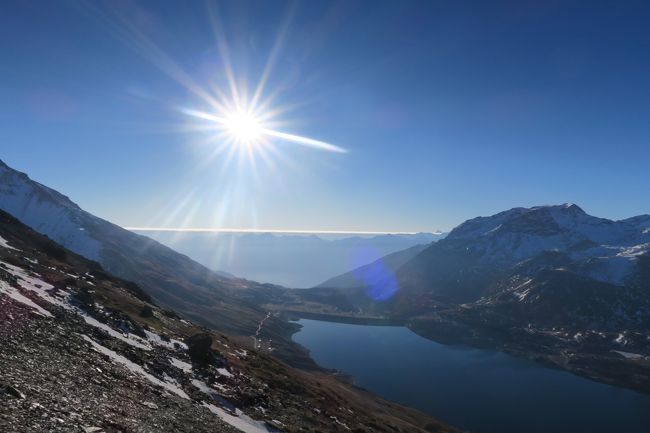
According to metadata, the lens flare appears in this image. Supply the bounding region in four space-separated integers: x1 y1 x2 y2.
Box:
351 248 399 302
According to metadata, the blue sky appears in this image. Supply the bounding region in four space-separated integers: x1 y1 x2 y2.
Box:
1 0 649 232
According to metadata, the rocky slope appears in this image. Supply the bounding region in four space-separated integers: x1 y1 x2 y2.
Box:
0 209 457 433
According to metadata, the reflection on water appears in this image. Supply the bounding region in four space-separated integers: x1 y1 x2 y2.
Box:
293 319 650 433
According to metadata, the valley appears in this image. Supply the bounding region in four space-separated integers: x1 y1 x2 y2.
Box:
2 158 650 432
0 209 454 433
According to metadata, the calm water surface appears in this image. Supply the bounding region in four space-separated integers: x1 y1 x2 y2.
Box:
292 319 650 433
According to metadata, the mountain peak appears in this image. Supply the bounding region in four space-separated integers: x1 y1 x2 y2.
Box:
446 203 611 242
533 203 586 215
560 202 585 212
0 159 82 212
448 204 579 239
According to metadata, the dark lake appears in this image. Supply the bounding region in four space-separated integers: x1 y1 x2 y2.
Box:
292 319 650 433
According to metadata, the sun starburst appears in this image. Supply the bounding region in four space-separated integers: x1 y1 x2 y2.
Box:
182 97 346 157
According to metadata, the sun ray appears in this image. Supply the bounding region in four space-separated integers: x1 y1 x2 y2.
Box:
250 4 296 109
261 129 347 153
206 2 242 111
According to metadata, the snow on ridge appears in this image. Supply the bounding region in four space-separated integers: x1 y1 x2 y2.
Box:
449 204 648 246
442 204 650 285
511 278 533 301
617 244 650 258
0 165 102 260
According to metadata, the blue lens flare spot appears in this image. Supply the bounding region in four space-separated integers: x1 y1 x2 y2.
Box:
351 248 399 302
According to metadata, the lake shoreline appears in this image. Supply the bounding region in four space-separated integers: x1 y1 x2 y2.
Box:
291 317 650 433
276 308 650 397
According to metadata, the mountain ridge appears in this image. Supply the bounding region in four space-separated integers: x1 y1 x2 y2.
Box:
0 159 289 339
138 229 444 288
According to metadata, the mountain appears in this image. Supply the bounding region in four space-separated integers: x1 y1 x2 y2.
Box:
137 230 443 288
0 208 455 433
0 160 286 338
287 204 650 393
317 243 431 289
394 203 650 312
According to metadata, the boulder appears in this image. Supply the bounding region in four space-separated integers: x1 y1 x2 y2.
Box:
186 333 214 365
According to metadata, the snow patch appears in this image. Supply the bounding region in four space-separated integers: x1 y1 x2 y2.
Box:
612 350 645 360
144 330 188 350
511 278 533 301
82 335 189 399
217 367 234 378
202 403 276 433
0 235 20 251
80 313 151 351
617 243 650 258
0 279 52 317
0 260 72 310
169 357 192 373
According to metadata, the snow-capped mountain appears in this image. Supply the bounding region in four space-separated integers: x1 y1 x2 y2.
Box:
399 203 650 297
444 203 650 285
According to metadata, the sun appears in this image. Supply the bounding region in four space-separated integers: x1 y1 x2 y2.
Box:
223 110 263 145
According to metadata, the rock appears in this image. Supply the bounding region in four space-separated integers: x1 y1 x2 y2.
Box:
186 333 215 365
139 305 154 318
74 289 95 308
1 384 26 399
82 427 104 433
142 401 158 410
